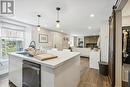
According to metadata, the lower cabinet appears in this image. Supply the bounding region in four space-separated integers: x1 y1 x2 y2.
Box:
9 55 22 87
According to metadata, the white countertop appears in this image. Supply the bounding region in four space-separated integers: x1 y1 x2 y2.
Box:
9 50 80 69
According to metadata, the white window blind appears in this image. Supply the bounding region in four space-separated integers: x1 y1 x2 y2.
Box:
0 21 26 58
1 27 24 40
1 21 25 41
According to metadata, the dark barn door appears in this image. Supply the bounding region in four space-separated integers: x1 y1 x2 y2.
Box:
108 6 116 87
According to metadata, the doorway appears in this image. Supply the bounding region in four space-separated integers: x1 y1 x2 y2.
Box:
122 0 130 86
108 0 129 87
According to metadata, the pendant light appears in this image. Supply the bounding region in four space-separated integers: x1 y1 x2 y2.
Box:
56 7 61 28
37 15 41 31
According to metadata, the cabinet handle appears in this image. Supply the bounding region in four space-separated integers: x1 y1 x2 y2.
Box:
23 64 40 71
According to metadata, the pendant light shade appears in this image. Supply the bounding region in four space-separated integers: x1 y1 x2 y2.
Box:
37 15 41 31
56 7 61 28
56 20 60 28
37 25 40 31
56 23 60 28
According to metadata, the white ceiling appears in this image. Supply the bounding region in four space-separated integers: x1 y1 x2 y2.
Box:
8 0 115 36
122 0 130 16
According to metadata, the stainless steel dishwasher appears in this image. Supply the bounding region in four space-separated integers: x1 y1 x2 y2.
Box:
22 60 41 87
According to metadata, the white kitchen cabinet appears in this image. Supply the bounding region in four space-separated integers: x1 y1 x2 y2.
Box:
9 55 22 87
0 59 8 75
90 50 100 69
53 32 63 50
52 32 69 50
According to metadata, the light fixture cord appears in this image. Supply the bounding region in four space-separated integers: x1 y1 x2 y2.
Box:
57 10 59 21
37 15 40 25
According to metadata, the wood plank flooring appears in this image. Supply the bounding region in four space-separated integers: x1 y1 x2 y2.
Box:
0 58 110 87
78 68 110 87
78 58 110 87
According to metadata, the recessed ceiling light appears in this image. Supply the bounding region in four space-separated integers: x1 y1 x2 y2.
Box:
88 26 92 29
90 14 95 18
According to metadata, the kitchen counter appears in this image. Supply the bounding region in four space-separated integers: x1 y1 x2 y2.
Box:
9 50 80 69
9 50 80 87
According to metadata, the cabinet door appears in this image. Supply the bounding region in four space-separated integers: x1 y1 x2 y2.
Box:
9 55 22 87
56 34 62 50
53 32 63 50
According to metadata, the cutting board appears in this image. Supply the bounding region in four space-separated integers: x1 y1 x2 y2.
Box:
34 54 57 61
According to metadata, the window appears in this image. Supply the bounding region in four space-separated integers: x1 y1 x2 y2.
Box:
0 23 25 59
1 39 24 58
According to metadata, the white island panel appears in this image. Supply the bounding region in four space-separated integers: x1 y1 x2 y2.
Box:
9 55 22 87
54 55 80 87
9 51 80 87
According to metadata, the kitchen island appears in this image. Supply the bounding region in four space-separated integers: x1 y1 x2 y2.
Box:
9 50 80 87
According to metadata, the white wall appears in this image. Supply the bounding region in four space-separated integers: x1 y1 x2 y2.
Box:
32 28 69 50
100 21 109 62
122 16 130 26
32 28 53 49
24 26 33 48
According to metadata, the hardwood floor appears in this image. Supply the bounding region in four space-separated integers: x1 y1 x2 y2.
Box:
0 58 110 87
78 68 110 87
79 58 110 87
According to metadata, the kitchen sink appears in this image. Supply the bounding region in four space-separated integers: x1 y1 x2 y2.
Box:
17 52 33 57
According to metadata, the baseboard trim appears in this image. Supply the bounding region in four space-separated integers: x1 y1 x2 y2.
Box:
80 56 89 58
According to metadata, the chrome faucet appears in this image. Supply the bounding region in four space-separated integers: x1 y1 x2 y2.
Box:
29 41 36 49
